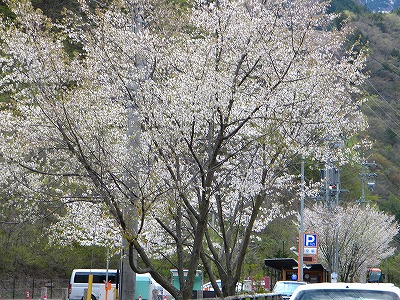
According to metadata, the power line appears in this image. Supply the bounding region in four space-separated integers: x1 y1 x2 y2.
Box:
360 79 400 139
363 79 400 129
362 100 400 139
369 56 400 77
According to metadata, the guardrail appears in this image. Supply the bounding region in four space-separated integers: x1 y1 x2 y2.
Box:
0 289 283 300
200 294 283 300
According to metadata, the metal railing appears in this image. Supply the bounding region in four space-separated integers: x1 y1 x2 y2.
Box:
0 278 69 300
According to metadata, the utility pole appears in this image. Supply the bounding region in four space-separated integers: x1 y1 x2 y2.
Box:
298 156 305 282
332 169 340 283
120 1 147 300
120 102 140 300
359 160 377 208
322 166 340 281
359 159 378 283
322 138 347 282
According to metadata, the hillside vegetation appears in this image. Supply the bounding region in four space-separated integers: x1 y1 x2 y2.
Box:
352 11 400 208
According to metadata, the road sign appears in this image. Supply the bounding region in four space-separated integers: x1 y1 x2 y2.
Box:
303 233 318 264
304 234 317 247
304 248 317 255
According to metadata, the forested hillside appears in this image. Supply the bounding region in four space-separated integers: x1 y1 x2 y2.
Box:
351 11 400 213
350 9 400 282
0 0 399 283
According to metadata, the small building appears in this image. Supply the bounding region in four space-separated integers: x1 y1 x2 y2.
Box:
170 269 203 291
264 258 329 286
136 273 155 300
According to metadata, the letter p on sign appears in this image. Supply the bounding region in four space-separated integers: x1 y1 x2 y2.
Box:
304 234 317 247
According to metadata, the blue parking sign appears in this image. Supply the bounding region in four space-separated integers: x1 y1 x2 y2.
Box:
304 234 317 247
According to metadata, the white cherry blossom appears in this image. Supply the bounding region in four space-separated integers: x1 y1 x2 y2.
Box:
0 0 368 297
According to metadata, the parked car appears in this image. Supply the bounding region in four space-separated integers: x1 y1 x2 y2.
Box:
202 280 242 292
68 269 157 300
271 281 307 299
68 269 118 300
289 282 400 300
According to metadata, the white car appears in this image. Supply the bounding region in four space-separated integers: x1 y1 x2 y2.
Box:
290 282 400 300
202 280 242 292
68 269 118 300
271 281 307 299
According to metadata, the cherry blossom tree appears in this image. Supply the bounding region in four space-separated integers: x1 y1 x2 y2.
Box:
304 203 398 282
0 0 368 298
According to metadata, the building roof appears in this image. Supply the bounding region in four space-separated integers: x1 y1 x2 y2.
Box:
264 258 298 270
264 258 326 271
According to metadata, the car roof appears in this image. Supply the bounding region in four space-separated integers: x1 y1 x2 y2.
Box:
290 282 400 298
274 280 307 288
276 281 307 284
73 269 118 273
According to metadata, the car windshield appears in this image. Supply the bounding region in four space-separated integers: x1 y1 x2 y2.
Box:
273 282 305 294
295 289 400 300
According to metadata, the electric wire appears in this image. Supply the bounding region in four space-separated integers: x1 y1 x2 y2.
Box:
365 77 400 118
362 80 400 138
362 100 400 138
360 44 400 135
